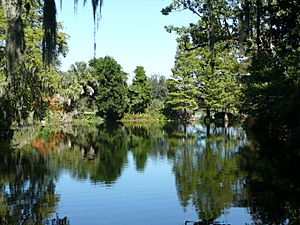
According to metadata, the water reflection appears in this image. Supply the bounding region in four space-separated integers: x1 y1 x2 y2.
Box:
0 123 299 224
46 124 128 185
0 131 62 224
166 123 246 224
125 123 169 171
239 132 300 225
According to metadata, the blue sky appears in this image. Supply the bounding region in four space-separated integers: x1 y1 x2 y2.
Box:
56 0 197 79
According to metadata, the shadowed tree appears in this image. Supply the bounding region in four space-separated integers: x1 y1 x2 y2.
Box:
239 0 300 139
0 2 68 136
239 132 300 224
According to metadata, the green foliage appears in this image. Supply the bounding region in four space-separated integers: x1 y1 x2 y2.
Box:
61 61 98 115
164 76 198 121
72 112 103 124
161 0 239 50
1 0 102 132
162 0 242 121
162 0 300 140
0 1 68 127
122 110 166 122
89 56 128 121
164 37 240 121
147 98 165 113
128 66 152 114
239 0 300 138
149 74 168 102
163 40 199 121
196 42 241 113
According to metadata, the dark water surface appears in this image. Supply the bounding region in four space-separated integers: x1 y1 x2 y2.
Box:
0 123 299 225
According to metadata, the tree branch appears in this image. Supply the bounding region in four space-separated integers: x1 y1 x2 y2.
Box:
178 0 202 18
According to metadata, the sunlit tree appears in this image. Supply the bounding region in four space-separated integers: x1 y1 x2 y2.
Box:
128 66 152 114
89 56 128 121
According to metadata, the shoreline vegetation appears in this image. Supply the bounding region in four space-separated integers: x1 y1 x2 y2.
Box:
121 112 166 123
9 110 242 131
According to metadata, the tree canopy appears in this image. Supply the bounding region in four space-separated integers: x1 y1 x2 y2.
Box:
128 66 152 114
1 0 103 65
0 1 68 132
162 0 300 141
89 56 128 121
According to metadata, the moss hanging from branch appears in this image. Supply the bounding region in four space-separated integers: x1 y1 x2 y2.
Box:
82 0 103 22
2 0 25 79
83 0 103 58
3 0 104 67
43 0 103 64
43 0 57 65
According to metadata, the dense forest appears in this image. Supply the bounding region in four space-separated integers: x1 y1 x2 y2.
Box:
0 0 299 144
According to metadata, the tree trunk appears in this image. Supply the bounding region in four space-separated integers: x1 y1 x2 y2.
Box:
206 123 211 136
206 108 211 119
204 108 211 124
256 0 261 51
224 112 229 122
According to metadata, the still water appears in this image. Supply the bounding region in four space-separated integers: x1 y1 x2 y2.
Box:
0 123 299 225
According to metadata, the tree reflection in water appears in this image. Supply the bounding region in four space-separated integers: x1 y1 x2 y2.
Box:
238 132 300 225
57 123 128 184
0 128 63 224
0 123 299 224
125 122 168 171
167 123 245 223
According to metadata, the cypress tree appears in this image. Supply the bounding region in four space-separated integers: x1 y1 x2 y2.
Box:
128 66 152 113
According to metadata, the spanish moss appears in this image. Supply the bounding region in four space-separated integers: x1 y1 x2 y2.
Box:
43 0 57 65
2 0 25 79
82 0 103 58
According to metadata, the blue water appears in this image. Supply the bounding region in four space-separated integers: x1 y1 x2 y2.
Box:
56 154 190 225
0 123 298 225
55 152 252 225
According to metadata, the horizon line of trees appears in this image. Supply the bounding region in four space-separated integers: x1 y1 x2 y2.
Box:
61 56 168 121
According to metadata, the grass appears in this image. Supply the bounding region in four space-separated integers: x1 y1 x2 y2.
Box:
121 111 166 123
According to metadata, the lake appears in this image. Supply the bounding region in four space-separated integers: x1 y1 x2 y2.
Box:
0 123 299 225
